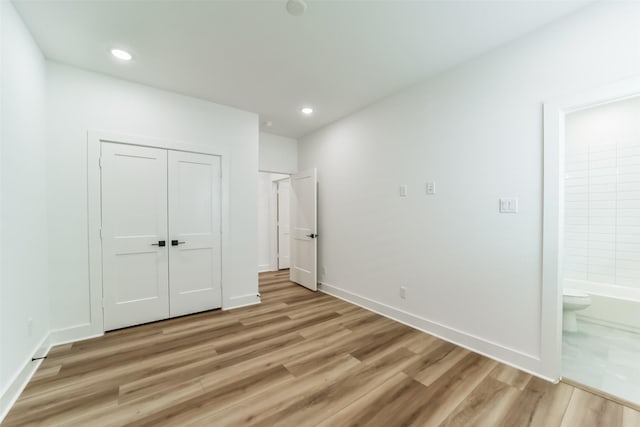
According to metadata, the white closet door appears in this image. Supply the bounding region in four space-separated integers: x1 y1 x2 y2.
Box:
168 151 222 317
101 142 169 331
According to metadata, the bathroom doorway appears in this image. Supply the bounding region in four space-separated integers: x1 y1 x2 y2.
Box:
562 96 640 405
545 78 640 407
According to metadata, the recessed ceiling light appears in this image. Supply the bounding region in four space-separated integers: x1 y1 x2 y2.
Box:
301 107 313 115
286 0 307 16
110 48 132 61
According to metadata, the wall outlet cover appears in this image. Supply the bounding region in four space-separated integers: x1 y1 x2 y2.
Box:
426 182 436 195
499 198 519 213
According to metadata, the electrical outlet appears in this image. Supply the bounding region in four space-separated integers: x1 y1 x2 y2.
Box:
27 318 33 336
399 185 408 197
400 286 407 299
321 266 326 276
499 198 519 213
426 182 436 195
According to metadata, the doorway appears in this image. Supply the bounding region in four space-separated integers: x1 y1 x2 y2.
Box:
561 97 640 405
258 172 290 272
258 168 318 291
544 75 640 404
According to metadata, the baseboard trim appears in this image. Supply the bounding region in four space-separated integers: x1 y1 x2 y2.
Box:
224 294 261 310
258 265 276 273
318 281 556 383
0 333 51 423
0 323 107 423
49 323 103 346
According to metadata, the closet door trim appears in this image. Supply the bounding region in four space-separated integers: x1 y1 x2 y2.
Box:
87 130 231 338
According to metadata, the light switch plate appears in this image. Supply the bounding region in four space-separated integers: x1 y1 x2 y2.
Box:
499 198 519 213
400 185 408 197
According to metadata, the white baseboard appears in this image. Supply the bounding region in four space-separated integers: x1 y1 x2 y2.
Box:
0 323 106 423
0 333 51 423
258 264 276 273
224 293 261 310
318 281 555 383
49 323 103 346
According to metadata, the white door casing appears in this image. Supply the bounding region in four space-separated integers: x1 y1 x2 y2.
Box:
543 75 640 380
101 142 170 331
88 131 234 340
101 143 222 330
168 151 222 317
277 178 291 269
290 168 317 291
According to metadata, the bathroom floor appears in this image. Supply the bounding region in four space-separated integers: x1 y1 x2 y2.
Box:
563 319 640 405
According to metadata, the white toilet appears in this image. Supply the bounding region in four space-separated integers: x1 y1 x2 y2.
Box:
562 288 591 332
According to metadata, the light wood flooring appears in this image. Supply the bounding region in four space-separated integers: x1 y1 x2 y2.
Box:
3 270 640 426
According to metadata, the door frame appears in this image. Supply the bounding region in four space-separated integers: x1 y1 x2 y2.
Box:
258 171 291 272
87 130 230 336
542 75 640 380
274 176 290 270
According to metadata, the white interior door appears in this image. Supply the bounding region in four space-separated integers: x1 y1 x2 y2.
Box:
168 151 222 317
290 169 317 291
101 142 170 331
277 179 291 269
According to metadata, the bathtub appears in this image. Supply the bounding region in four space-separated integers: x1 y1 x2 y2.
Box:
564 279 640 333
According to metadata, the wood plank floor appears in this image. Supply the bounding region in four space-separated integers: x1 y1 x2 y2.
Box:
4 270 640 426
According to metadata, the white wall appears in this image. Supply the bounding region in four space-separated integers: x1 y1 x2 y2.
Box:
0 0 49 407
298 1 640 379
259 132 297 173
46 62 259 337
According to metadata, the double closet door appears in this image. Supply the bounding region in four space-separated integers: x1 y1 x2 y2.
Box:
101 142 221 331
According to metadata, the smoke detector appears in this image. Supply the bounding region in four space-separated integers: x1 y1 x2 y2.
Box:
286 0 307 16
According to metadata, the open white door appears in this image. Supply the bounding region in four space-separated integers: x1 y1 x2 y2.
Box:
290 168 317 291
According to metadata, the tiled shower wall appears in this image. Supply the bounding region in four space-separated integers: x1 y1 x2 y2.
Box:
564 96 640 291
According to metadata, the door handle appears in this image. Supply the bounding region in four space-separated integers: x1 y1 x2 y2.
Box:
171 240 186 246
306 234 317 239
151 240 166 247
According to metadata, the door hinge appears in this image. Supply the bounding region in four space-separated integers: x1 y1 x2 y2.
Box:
98 157 102 169
99 228 102 239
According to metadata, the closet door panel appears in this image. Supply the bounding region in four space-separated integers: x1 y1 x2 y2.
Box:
168 151 222 317
101 142 170 331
